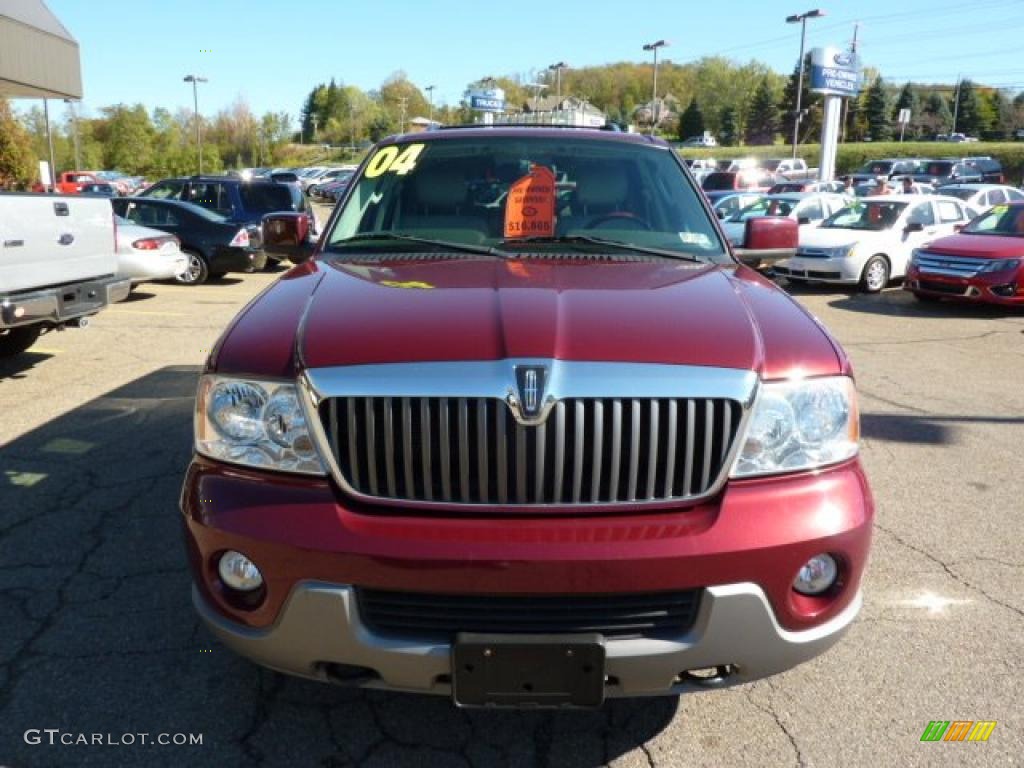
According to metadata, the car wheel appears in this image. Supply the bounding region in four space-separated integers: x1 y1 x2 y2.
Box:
0 326 42 358
860 256 890 293
176 250 209 285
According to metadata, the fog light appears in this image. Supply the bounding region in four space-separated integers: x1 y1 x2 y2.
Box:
218 550 263 592
793 554 838 595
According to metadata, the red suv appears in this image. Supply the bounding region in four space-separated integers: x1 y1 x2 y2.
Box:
182 127 873 707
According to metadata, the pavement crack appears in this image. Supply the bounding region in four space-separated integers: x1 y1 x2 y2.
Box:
875 522 1024 621
743 685 805 768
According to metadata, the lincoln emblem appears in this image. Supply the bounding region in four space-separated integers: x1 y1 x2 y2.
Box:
514 365 548 420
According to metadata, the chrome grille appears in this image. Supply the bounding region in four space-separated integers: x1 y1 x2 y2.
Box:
321 396 742 506
913 252 986 278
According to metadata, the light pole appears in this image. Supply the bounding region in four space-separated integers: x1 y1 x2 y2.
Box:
786 9 824 158
425 85 436 127
183 75 208 173
63 98 81 170
548 62 567 104
642 40 668 134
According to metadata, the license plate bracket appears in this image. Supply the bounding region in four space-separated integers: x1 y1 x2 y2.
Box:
452 633 605 708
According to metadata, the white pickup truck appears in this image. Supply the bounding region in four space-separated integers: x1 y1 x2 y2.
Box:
1 193 130 358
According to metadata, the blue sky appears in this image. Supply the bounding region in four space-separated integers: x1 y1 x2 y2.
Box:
18 0 1024 120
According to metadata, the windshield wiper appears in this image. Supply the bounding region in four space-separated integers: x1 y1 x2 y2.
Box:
503 235 707 263
326 232 511 259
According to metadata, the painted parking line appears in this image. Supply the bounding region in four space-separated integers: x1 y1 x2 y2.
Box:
105 309 187 317
28 347 63 354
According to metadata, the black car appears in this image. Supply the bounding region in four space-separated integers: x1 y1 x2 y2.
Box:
848 158 924 184
111 198 266 284
137 175 317 265
912 158 989 186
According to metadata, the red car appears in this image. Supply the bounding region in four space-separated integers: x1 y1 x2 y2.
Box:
182 127 873 707
906 201 1024 306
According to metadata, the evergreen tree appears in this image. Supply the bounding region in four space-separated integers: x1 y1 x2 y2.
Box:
985 89 1013 139
894 83 919 138
678 99 705 140
953 79 982 136
718 105 739 147
921 91 952 136
744 78 779 145
864 76 893 141
779 55 821 145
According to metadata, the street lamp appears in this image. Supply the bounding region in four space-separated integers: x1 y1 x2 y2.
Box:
786 9 824 158
425 85 436 127
525 82 548 112
183 75 208 173
642 40 668 134
548 62 567 104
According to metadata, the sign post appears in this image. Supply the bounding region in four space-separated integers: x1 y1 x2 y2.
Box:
897 108 911 143
809 47 862 181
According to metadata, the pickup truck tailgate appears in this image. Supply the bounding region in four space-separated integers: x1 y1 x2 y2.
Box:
0 195 117 294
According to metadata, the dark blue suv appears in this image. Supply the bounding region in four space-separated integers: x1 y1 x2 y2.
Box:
138 175 318 266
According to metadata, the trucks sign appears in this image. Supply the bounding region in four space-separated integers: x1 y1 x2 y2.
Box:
809 47 861 97
468 87 506 113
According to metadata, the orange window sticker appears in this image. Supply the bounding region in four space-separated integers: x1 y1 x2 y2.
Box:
504 165 556 239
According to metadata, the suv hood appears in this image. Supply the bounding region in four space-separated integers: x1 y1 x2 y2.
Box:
920 233 1024 260
271 258 842 380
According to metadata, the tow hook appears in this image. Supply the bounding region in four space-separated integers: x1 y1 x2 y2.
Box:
682 664 736 688
61 317 90 330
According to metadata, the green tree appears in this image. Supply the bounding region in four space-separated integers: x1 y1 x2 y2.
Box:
779 55 821 145
93 104 155 174
718 105 739 147
744 78 779 145
864 76 893 141
953 79 982 136
678 99 705 140
0 98 36 188
893 82 920 138
921 91 952 136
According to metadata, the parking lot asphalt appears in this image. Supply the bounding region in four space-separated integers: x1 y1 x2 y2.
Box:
1 261 1022 767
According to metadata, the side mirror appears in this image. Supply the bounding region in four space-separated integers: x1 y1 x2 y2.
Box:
716 209 726 219
262 212 316 263
797 216 811 225
733 217 798 268
904 221 924 233
953 223 965 233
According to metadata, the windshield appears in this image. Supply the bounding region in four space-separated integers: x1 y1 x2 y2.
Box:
921 161 954 176
821 201 907 231
856 161 894 175
962 204 1024 236
727 197 796 222
327 136 726 262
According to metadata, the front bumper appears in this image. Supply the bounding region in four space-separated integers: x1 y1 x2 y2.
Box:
774 255 860 284
0 275 131 329
905 266 1024 305
182 457 873 693
195 580 862 697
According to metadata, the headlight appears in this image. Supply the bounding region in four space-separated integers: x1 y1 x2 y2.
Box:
823 245 857 259
731 376 858 478
195 375 324 475
979 258 1023 273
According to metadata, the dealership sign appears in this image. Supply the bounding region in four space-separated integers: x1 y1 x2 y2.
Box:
809 47 862 97
468 87 506 112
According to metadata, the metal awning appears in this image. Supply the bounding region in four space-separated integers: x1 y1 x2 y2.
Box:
0 0 81 99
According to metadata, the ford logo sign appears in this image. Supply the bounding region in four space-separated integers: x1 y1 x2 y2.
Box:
833 51 854 67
